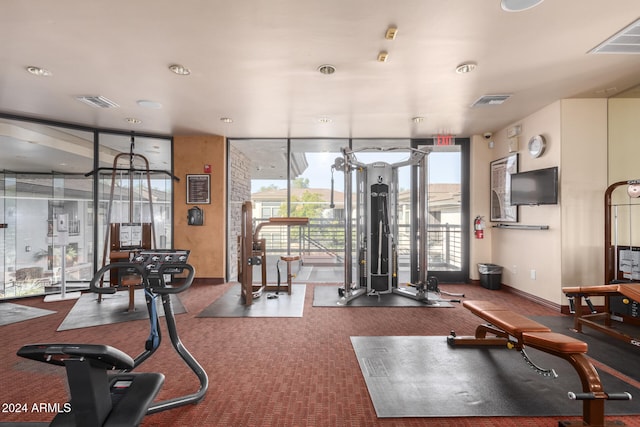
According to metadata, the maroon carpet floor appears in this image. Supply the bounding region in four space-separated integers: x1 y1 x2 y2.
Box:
1 282 639 427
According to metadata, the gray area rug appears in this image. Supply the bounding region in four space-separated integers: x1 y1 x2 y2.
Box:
351 335 640 418
0 303 56 326
313 285 454 307
57 289 186 331
197 284 306 318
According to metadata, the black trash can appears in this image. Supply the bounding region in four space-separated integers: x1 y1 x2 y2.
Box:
478 263 502 290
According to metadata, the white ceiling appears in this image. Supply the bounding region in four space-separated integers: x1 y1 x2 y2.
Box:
2 0 640 139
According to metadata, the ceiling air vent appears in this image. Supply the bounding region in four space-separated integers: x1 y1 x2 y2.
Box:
590 18 640 54
75 95 119 108
471 94 511 107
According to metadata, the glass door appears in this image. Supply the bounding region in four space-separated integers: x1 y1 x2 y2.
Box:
414 138 469 283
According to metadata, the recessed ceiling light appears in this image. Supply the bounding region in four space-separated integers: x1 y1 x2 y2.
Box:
137 100 162 109
220 117 233 123
501 0 544 12
412 117 425 123
169 64 191 75
318 117 332 123
125 117 142 124
26 66 52 77
317 64 336 75
455 62 477 74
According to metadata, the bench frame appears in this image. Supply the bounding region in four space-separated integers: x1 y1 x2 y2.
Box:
448 300 629 427
563 284 640 349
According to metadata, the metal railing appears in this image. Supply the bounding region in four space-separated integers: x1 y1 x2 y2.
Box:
253 218 462 270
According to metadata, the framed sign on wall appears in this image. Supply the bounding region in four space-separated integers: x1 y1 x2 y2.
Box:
186 174 210 204
490 154 518 222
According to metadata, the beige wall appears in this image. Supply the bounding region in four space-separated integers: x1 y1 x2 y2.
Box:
608 98 640 263
472 99 608 305
560 100 608 296
469 134 493 280
173 135 226 281
609 99 640 184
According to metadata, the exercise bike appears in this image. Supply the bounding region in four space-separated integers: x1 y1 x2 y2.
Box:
16 250 209 427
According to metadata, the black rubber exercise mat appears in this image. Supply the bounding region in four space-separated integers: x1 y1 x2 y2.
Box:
57 289 185 331
313 284 454 307
351 335 640 418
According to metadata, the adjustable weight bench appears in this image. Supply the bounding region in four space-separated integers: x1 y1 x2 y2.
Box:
448 300 632 427
563 283 640 347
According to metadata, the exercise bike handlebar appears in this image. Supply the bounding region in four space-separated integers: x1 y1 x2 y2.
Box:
152 263 195 294
90 262 195 295
90 262 146 294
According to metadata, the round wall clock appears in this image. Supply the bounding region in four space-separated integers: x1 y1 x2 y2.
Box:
528 134 546 158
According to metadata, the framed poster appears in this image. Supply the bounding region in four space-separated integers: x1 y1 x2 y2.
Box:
490 154 518 222
186 174 210 204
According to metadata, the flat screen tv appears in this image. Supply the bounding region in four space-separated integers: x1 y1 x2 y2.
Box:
510 166 558 206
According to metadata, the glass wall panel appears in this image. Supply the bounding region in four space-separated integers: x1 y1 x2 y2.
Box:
289 139 348 282
426 145 462 272
229 137 469 285
0 119 94 299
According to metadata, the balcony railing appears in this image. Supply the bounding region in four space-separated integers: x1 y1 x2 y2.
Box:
253 218 462 271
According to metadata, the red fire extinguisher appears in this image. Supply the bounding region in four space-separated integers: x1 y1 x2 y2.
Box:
474 216 485 239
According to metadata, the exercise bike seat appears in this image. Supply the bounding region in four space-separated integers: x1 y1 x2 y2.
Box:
18 344 135 370
17 344 164 427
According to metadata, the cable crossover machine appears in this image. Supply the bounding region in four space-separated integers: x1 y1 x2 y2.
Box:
331 146 462 306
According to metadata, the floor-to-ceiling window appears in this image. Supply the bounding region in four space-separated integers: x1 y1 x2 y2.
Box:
0 118 94 299
0 116 173 300
228 138 348 283
228 138 469 284
289 139 348 282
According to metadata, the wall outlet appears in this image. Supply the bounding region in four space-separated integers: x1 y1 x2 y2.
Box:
530 269 536 280
513 265 517 275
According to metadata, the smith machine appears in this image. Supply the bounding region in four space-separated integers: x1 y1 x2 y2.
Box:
331 146 462 306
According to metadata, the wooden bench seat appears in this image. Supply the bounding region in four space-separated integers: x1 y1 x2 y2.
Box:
522 331 588 354
449 300 630 427
464 300 552 338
